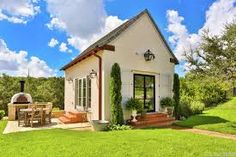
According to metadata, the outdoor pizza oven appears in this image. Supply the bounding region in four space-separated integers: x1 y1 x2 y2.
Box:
10 81 32 104
8 80 33 120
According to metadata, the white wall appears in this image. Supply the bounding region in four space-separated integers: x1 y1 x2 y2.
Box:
64 54 102 120
102 13 175 120
64 12 176 121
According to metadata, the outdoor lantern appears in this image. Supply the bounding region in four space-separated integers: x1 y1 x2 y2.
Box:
89 69 97 78
144 49 155 61
66 77 73 83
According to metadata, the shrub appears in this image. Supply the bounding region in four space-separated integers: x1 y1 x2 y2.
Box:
180 99 205 118
0 110 5 120
160 97 174 107
198 84 225 107
106 124 132 131
173 73 180 119
110 63 124 125
125 98 143 111
190 101 205 115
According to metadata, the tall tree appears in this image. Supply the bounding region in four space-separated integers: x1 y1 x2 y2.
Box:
185 23 236 86
110 63 124 125
173 73 180 119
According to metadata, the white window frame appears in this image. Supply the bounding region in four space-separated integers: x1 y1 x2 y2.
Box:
75 77 91 109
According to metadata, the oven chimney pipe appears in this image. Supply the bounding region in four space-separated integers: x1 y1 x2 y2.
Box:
20 80 25 92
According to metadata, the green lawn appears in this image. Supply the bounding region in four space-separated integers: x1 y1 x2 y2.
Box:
176 97 236 134
1 120 236 157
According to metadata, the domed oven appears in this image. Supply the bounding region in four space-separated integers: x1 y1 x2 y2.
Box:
8 81 33 120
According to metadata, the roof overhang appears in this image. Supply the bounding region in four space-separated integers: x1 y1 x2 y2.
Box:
60 44 115 70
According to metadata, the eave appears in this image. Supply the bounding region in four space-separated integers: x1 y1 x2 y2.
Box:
60 44 115 70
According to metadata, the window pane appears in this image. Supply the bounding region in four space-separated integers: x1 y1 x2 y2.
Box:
87 78 91 108
134 87 144 99
79 79 82 106
134 75 144 88
75 79 78 106
83 78 86 107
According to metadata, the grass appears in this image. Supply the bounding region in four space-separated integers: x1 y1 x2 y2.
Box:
1 121 236 156
176 97 236 134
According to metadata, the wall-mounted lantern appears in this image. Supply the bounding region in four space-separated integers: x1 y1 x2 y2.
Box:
89 69 97 79
67 77 73 83
144 49 155 61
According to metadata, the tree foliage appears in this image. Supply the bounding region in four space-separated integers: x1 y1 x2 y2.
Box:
110 63 124 125
0 74 64 115
185 23 236 85
180 73 228 107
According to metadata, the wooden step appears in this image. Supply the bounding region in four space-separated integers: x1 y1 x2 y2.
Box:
134 120 175 128
144 113 168 119
132 117 175 126
129 112 175 128
58 116 71 124
59 112 88 124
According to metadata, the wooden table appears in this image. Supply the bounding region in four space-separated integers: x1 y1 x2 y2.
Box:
20 108 49 126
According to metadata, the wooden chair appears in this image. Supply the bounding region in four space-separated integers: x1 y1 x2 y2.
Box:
17 106 27 126
29 106 43 128
45 105 52 124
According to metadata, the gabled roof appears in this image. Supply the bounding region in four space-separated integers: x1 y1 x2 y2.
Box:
61 9 178 70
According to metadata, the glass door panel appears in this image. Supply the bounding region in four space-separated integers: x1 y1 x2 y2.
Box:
134 74 155 112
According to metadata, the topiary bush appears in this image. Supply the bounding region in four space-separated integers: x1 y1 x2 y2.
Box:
160 97 174 107
173 73 180 119
125 98 143 111
0 110 5 120
110 63 124 125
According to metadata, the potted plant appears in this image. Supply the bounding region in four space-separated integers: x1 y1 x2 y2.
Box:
160 97 174 117
125 98 143 122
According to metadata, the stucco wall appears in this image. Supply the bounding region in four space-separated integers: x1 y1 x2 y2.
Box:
64 13 175 121
102 13 175 120
64 54 102 120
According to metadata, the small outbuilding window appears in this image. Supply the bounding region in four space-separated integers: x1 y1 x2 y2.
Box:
75 77 91 109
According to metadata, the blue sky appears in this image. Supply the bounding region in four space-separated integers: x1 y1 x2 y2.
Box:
0 0 235 77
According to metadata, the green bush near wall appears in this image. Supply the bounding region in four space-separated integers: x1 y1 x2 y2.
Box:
110 63 124 125
173 73 180 119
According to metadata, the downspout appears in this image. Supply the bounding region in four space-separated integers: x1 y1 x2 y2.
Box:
93 53 102 120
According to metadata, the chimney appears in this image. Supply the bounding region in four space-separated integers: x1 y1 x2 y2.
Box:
20 80 25 92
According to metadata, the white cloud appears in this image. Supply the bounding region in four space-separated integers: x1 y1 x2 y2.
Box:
0 0 40 24
45 0 126 52
0 39 56 77
59 42 69 53
46 17 66 30
167 0 236 61
201 0 236 36
68 15 126 51
48 38 59 48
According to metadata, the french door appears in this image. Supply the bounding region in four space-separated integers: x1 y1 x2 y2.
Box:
134 74 155 112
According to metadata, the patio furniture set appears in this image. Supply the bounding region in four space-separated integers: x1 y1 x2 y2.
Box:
16 102 52 127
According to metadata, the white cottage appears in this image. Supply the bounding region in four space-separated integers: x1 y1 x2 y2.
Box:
61 9 178 123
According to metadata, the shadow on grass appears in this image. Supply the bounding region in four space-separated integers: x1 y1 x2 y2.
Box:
175 115 229 128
